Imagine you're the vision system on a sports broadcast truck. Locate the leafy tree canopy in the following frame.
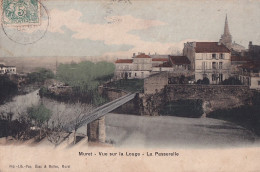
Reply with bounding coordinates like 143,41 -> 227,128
27,104 -> 52,124
222,77 -> 242,85
56,61 -> 115,91
27,68 -> 54,83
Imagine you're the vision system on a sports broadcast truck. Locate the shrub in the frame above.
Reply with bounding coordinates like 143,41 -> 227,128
197,77 -> 209,85
222,77 -> 242,85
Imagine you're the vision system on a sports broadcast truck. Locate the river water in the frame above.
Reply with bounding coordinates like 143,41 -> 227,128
0,90 -> 41,119
1,91 -> 259,148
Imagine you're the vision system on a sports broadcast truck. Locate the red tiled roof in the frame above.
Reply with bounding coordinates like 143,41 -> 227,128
231,56 -> 249,62
134,54 -> 151,58
195,42 -> 230,53
115,59 -> 133,63
152,58 -> 168,62
169,56 -> 190,65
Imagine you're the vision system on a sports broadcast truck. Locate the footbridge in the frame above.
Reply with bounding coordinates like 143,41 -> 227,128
64,92 -> 137,142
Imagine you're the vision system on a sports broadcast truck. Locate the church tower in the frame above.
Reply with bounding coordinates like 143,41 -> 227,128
219,15 -> 232,49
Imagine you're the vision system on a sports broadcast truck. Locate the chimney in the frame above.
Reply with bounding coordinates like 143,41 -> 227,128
249,41 -> 252,49
133,53 -> 135,57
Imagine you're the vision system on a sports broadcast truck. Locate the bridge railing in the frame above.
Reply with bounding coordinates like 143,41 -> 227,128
64,92 -> 137,132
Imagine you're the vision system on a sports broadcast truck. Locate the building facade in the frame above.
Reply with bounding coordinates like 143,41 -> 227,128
183,42 -> 231,84
239,62 -> 260,90
115,53 -> 152,79
115,53 -> 192,79
0,64 -> 17,75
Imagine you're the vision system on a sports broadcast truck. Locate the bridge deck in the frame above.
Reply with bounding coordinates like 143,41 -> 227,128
64,92 -> 137,133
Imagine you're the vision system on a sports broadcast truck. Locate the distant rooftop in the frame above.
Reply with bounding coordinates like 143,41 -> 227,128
158,61 -> 172,68
134,53 -> 151,58
150,54 -> 169,59
195,42 -> 230,53
115,59 -> 133,63
169,56 -> 190,65
152,58 -> 168,62
0,64 -> 16,68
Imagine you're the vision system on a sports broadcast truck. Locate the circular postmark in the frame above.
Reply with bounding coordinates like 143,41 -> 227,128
1,0 -> 49,45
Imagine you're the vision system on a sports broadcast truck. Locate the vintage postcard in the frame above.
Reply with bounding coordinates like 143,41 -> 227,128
0,0 -> 260,171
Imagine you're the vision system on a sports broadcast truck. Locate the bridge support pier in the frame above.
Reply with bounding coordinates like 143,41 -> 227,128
87,116 -> 106,143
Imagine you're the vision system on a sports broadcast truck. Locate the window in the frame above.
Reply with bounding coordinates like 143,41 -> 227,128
220,53 -> 224,59
202,62 -> 206,70
135,73 -> 137,77
219,74 -> 223,82
258,81 -> 260,85
129,73 -> 131,77
219,62 -> 223,69
212,54 -> 216,59
212,62 -> 217,69
212,74 -> 216,81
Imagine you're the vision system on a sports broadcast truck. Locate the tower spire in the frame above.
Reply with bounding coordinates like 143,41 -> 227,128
224,14 -> 230,35
219,14 -> 232,49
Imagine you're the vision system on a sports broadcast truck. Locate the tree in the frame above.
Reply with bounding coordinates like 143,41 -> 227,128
27,104 -> 52,139
42,98 -> 72,147
66,102 -> 93,144
222,77 -> 242,85
0,75 -> 18,104
202,77 -> 210,85
56,61 -> 115,92
0,93 -> 40,140
27,68 -> 54,84
197,77 -> 210,85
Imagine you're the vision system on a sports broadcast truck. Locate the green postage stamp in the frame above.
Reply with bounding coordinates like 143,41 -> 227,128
2,0 -> 40,26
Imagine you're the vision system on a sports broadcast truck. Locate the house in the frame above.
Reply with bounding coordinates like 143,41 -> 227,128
239,62 -> 260,90
0,64 -> 17,74
183,42 -> 231,84
114,53 -> 153,79
114,59 -> 134,79
115,52 -> 194,79
152,55 -> 191,74
168,56 -> 190,71
247,41 -> 260,61
151,58 -> 168,67
231,55 -> 249,77
152,61 -> 174,72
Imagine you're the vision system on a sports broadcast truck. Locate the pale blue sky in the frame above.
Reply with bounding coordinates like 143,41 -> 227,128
0,0 -> 259,58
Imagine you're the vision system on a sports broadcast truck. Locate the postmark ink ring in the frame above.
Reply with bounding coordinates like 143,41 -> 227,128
1,0 -> 49,45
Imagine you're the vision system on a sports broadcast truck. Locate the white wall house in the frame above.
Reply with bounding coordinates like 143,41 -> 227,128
239,62 -> 260,90
114,59 -> 134,79
132,53 -> 152,78
0,64 -> 17,74
183,42 -> 231,84
115,53 -> 153,79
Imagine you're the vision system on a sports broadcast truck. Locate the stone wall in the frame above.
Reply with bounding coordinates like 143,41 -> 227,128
141,84 -> 252,116
144,72 -> 194,95
144,72 -> 168,95
165,84 -> 251,110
